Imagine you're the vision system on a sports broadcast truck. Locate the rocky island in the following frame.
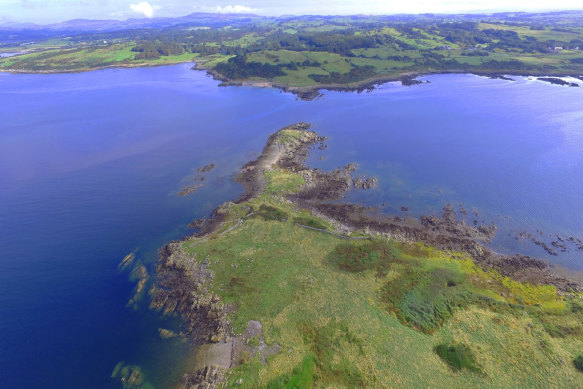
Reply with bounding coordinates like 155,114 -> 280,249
147,124 -> 583,388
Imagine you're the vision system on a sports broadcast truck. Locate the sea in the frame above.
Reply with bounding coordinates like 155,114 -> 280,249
0,63 -> 582,388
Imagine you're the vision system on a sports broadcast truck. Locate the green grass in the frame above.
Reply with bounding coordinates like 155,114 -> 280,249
274,66 -> 329,87
296,320 -> 364,386
478,22 -> 583,42
182,188 -> 583,387
267,354 -> 315,388
246,50 -> 360,87
277,129 -> 304,144
221,33 -> 263,48
140,51 -> 196,65
196,54 -> 233,68
0,43 -> 197,72
264,167 -> 306,195
248,50 -> 308,65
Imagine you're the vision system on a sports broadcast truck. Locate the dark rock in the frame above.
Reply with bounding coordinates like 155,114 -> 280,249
478,224 -> 497,237
184,365 -> 225,389
400,75 -> 428,86
188,219 -> 206,229
484,74 -> 515,81
151,243 -> 232,343
353,176 -> 378,190
538,77 -> 580,87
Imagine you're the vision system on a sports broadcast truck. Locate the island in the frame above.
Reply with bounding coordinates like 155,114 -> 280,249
140,123 -> 583,388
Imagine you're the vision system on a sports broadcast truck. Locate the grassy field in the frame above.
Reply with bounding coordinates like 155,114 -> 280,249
178,138 -> 583,388
478,22 -> 583,42
0,43 -> 199,72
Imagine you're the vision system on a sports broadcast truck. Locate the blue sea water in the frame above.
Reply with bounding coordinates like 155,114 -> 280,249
0,64 -> 582,388
0,52 -> 26,58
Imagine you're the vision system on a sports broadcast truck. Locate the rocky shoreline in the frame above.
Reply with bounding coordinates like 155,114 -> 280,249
151,123 -> 582,388
4,59 -> 581,99
199,63 -> 583,100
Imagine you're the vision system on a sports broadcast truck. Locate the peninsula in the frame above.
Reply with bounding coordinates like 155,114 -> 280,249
143,123 -> 583,388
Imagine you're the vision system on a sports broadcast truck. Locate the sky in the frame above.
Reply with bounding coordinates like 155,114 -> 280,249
0,0 -> 582,24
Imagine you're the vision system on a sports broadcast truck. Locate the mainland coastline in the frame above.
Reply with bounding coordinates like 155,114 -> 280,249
2,52 -> 582,101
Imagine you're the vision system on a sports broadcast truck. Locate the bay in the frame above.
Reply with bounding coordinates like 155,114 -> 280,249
0,64 -> 581,388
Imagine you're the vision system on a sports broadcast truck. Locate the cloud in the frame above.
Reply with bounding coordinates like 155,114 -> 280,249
20,0 -> 38,9
130,2 -> 154,18
215,5 -> 258,14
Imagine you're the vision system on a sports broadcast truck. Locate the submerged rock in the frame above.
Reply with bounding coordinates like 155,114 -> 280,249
197,163 -> 215,173
128,265 -> 148,308
118,253 -> 136,272
353,176 -> 378,190
111,362 -> 149,389
158,328 -> 179,339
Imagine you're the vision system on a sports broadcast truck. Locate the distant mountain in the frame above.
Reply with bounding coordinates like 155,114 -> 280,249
3,9 -> 583,35
0,21 -> 40,29
0,12 -> 261,32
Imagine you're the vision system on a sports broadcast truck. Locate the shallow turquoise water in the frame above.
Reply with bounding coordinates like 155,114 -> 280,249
0,64 -> 582,388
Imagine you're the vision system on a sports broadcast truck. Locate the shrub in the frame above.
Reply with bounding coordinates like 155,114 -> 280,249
574,354 -> 583,373
383,267 -> 473,332
334,244 -> 381,272
256,205 -> 288,221
293,216 -> 328,230
435,343 -> 480,373
543,323 -> 566,338
331,241 -> 395,273
297,320 -> 364,387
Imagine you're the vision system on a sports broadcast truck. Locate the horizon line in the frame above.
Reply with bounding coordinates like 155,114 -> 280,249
2,8 -> 583,27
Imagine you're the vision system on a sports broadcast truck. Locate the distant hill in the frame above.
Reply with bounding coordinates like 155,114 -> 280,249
3,10 -> 583,33
0,12 -> 261,33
